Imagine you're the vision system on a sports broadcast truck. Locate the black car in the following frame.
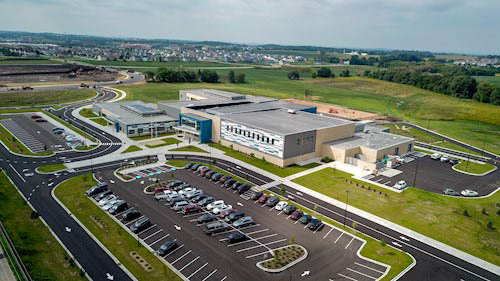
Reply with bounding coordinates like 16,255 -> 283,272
121,209 -> 140,222
224,179 -> 236,188
174,183 -> 190,192
237,184 -> 251,194
167,180 -> 183,188
449,158 -> 459,165
299,214 -> 312,224
197,213 -> 217,224
251,192 -> 263,201
85,182 -> 108,196
109,201 -> 128,215
265,197 -> 279,207
224,211 -> 245,223
192,194 -> 207,203
230,181 -> 243,190
190,163 -> 201,171
130,217 -> 151,233
157,240 -> 178,256
184,163 -> 194,169
94,190 -> 112,201
198,196 -> 215,207
227,232 -> 249,244
283,205 -> 297,215
205,171 -> 216,179
211,173 -> 223,182
308,219 -> 324,231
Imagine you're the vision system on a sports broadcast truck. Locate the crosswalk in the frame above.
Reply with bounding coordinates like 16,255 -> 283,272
100,143 -> 122,146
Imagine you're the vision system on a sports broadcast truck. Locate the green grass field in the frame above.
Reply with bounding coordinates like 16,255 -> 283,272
0,89 -> 95,107
145,137 -> 181,148
473,75 -> 500,86
90,117 -> 111,126
292,168 -> 500,265
454,161 -> 496,175
117,70 -> 500,155
79,108 -> 98,118
165,160 -> 189,168
0,172 -> 87,281
121,145 -> 143,154
71,58 -> 234,68
54,174 -> 182,281
37,164 -> 66,173
169,145 -> 207,153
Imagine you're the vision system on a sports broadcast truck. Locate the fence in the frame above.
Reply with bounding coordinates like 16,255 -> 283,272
0,221 -> 32,281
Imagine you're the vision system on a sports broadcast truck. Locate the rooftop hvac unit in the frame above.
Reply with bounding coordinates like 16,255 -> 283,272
287,109 -> 296,114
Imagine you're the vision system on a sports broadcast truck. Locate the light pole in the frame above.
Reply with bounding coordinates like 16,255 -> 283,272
413,157 -> 419,187
343,190 -> 349,227
481,136 -> 487,158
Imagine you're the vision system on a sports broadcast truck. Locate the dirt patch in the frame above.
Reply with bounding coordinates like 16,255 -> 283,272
284,98 -> 384,120
142,139 -> 164,146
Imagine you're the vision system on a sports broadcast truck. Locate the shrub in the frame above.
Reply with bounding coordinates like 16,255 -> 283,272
487,221 -> 495,230
481,208 -> 488,215
463,209 -> 470,217
321,157 -> 333,163
380,238 -> 386,246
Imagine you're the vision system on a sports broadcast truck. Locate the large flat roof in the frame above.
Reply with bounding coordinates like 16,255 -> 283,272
326,131 -> 413,150
95,101 -> 177,125
222,109 -> 353,135
205,100 -> 314,115
181,89 -> 246,100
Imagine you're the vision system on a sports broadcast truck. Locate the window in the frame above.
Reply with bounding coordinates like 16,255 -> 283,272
297,138 -> 301,145
408,143 -> 412,152
271,139 -> 275,145
267,137 -> 270,143
138,129 -> 143,134
128,130 -> 135,135
226,125 -> 229,131
395,147 -> 399,155
257,135 -> 260,141
252,132 -> 255,139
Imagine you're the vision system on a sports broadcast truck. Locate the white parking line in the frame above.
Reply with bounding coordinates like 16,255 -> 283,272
143,229 -> 163,241
189,218 -> 199,222
187,262 -> 208,279
164,244 -> 183,257
183,213 -> 203,218
227,234 -> 278,247
303,224 -> 309,229
285,215 -> 291,220
323,227 -> 334,239
245,228 -> 269,236
148,234 -> 170,247
245,250 -> 270,259
334,232 -> 344,244
124,215 -> 145,226
220,276 -> 227,281
114,208 -> 133,217
277,210 -> 283,215
136,224 -> 157,235
346,268 -> 377,280
211,224 -> 261,236
171,250 -> 192,265
202,269 -> 217,281
383,181 -> 391,185
179,256 -> 199,271
345,237 -> 355,249
338,273 -> 358,281
354,262 -> 385,274
236,239 -> 287,253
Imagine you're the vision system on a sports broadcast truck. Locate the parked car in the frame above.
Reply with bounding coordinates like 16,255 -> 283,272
184,163 -> 194,169
196,165 -> 207,173
102,199 -> 122,211
167,193 -> 184,202
251,192 -> 263,201
190,164 -> 201,171
198,197 -> 215,207
191,194 -> 207,203
443,188 -> 459,196
205,171 -> 216,179
181,205 -> 202,215
167,180 -> 183,189
173,183 -> 190,192
219,209 -> 236,219
290,210 -> 303,220
186,189 -> 203,200
154,186 -> 169,194
109,201 -> 128,214
178,187 -> 196,196
94,190 -> 112,201
283,205 -> 297,215
170,197 -> 187,207
461,189 -> 478,197
218,175 -> 231,184
197,213 -> 217,224
449,158 -> 459,165
172,200 -> 190,212
98,194 -> 117,206
227,232 -> 249,244
121,209 -> 140,222
54,130 -> 63,135
213,204 -> 232,215
224,179 -> 236,188
224,211 -> 245,223
258,194 -> 270,204
299,214 -> 312,224
52,127 -> 64,132
130,217 -> 151,233
211,173 -> 224,182
155,190 -> 177,201
237,184 -> 252,194
232,216 -> 254,228
207,200 -> 225,211
308,219 -> 324,231
157,240 -> 178,256
275,201 -> 288,211
440,155 -> 449,162
31,115 -> 42,119
204,222 -> 230,235
199,168 -> 210,176
393,180 -> 408,190
230,181 -> 243,190
265,197 -> 279,207
85,182 -> 108,196
431,153 -> 442,160
35,119 -> 48,123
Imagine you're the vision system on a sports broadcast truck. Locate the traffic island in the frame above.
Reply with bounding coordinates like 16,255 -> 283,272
257,245 -> 308,273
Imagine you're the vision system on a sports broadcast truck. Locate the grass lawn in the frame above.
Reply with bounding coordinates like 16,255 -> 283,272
0,123 -> 53,156
79,108 -> 98,118
43,110 -> 97,142
130,131 -> 175,141
165,160 -> 189,168
90,117 -> 111,126
292,167 -> 500,265
75,145 -> 97,151
145,138 -> 181,148
0,172 -> 87,281
37,164 -> 66,173
0,90 -> 95,107
169,145 -> 207,153
122,145 -> 143,154
54,174 -> 182,281
209,143 -> 320,177
453,161 -> 496,175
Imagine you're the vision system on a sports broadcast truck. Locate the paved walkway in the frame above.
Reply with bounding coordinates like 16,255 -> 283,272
0,244 -> 17,281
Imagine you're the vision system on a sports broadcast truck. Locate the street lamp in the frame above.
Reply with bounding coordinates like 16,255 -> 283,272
413,157 -> 419,187
343,190 -> 349,227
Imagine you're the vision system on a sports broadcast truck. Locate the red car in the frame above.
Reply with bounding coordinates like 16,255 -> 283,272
199,168 -> 211,177
257,194 -> 270,204
218,175 -> 231,184
31,115 -> 42,119
290,210 -> 303,220
182,205 -> 202,215
219,209 -> 236,219
35,119 -> 47,123
154,187 -> 169,194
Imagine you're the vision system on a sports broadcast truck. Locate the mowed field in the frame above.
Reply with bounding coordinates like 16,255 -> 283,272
473,75 -> 500,86
117,67 -> 500,155
0,89 -> 95,107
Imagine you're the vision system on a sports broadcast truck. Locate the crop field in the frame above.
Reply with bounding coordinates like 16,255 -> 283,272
118,67 -> 500,155
473,75 -> 500,86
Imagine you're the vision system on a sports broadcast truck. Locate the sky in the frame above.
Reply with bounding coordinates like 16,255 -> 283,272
0,0 -> 499,54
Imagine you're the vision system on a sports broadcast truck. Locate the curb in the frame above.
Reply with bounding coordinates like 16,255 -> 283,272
35,166 -> 67,175
256,244 -> 308,273
451,163 -> 497,176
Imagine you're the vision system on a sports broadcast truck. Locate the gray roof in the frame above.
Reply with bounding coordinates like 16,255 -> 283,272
95,101 -> 177,125
326,131 -> 413,150
222,109 -> 353,135
180,113 -> 210,121
181,89 -> 246,100
205,100 -> 314,115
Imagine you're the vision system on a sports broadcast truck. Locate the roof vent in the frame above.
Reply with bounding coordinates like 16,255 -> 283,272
287,109 -> 296,114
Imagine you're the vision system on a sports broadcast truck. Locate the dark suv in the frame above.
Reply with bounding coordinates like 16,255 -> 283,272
85,182 -> 108,196
130,217 -> 151,233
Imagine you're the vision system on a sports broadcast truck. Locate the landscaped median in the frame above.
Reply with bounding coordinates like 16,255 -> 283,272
54,174 -> 183,281
122,145 -> 143,154
169,145 -> 207,153
452,160 -> 497,175
36,164 -> 66,173
291,167 -> 500,266
145,138 -> 181,148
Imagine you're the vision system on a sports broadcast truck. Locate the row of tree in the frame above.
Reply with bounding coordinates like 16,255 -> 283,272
148,68 -> 220,83
364,69 -> 500,105
287,67 -> 351,80
227,70 -> 246,83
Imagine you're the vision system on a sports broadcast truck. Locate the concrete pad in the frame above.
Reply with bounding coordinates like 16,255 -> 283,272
378,168 -> 402,177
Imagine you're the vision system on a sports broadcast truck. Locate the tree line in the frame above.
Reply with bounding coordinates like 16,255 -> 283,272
145,68 -> 246,84
364,68 -> 500,105
288,67 -> 350,79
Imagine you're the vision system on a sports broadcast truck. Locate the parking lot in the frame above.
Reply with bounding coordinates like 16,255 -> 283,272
0,113 -> 69,153
91,165 -> 389,281
367,154 -> 500,196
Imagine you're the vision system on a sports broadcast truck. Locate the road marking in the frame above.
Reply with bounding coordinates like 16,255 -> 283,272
114,208 -> 133,217
9,164 -> 26,183
220,276 -> 227,281
227,234 -> 278,247
285,215 -> 291,220
236,239 -> 287,253
189,218 -> 198,222
245,228 -> 269,236
334,232 -> 344,244
245,250 -> 271,259
163,244 -> 183,257
345,237 -> 355,249
277,210 -> 283,215
171,250 -> 192,265
346,268 -> 377,280
124,215 -> 145,226
202,269 -> 217,281
400,236 -> 410,242
142,229 -> 163,241
392,241 -> 402,248
354,262 -> 385,274
187,262 -> 208,279
211,224 -> 261,236
179,256 -> 199,271
148,234 -> 170,246
303,223 -> 309,229
338,273 -> 358,281
136,224 -> 157,235
383,181 -> 391,185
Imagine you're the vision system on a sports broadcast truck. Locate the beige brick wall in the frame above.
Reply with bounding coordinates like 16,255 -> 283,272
315,124 -> 355,157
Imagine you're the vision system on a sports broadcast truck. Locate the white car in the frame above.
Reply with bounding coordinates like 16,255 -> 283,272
155,190 -> 177,201
393,180 -> 408,190
440,155 -> 449,162
275,201 -> 288,211
207,200 -> 225,211
213,204 -> 232,215
24,172 -> 34,177
99,195 -> 117,206
461,189 -> 478,197
102,199 -> 121,211
178,187 -> 196,196
430,153 -> 442,160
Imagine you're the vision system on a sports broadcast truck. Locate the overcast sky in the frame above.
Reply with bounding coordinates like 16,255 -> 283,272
0,0 -> 498,54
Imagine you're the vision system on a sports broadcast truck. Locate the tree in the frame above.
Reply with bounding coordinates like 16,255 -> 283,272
339,69 -> 350,77
473,82 -> 494,103
236,72 -> 246,83
228,70 -> 236,83
144,70 -> 155,81
317,67 -> 332,78
380,238 -> 386,246
463,209 -> 470,217
487,221 -> 495,230
311,72 -> 317,78
304,89 -> 310,99
200,70 -> 219,83
287,70 -> 300,80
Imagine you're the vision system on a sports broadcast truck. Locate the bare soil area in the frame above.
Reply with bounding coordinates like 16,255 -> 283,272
284,98 -> 384,120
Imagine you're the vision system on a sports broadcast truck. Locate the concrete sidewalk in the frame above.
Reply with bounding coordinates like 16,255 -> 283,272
0,244 -> 17,281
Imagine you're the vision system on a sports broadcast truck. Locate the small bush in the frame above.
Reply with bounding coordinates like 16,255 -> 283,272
381,238 -> 386,246
463,209 -> 470,217
481,208 -> 488,215
487,221 -> 495,230
321,157 -> 333,163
